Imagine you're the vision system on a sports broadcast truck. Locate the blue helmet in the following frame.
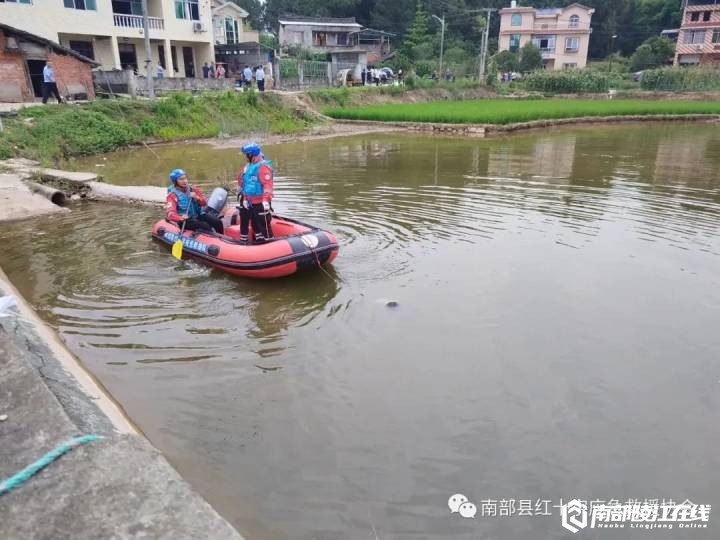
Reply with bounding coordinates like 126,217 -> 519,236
241,142 -> 261,158
169,168 -> 186,183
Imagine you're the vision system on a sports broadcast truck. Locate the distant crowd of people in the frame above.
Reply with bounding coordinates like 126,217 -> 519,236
201,62 -> 266,91
202,62 -> 227,79
360,66 -> 403,86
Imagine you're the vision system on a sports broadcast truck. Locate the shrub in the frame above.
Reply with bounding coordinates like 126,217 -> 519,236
0,91 -> 313,162
519,42 -> 543,73
523,70 -> 615,93
629,37 -> 675,72
307,87 -> 352,107
640,67 -> 720,91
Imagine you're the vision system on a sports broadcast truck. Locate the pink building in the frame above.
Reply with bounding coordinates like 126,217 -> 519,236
674,0 -> 720,66
498,2 -> 595,70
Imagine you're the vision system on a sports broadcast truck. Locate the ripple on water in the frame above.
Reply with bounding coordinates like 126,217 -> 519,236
3,126 -> 720,540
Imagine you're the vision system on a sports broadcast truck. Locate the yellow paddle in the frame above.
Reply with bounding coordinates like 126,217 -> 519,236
172,184 -> 197,261
172,218 -> 188,260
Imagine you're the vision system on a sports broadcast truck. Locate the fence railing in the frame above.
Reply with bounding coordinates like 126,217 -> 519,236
113,14 -> 165,30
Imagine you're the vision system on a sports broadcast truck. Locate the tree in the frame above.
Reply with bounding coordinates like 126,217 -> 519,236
493,50 -> 519,74
401,4 -> 433,61
629,36 -> 675,71
230,0 -> 264,31
369,0 -> 415,36
259,33 -> 279,51
519,42 -> 543,72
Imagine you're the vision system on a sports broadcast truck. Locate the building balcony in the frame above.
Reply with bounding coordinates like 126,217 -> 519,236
113,14 -> 165,31
533,22 -> 590,32
540,48 -> 556,58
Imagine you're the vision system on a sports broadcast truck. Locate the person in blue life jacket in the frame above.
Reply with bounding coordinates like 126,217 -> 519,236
236,143 -> 274,244
166,169 -> 224,234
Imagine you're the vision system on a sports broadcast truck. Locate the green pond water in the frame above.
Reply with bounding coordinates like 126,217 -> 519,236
2,124 -> 720,539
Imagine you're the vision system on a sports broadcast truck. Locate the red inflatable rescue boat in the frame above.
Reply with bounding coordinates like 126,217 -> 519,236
151,214 -> 339,279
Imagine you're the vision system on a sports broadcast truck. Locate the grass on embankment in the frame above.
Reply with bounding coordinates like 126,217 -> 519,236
306,80 -> 493,108
324,99 -> 720,125
0,91 -> 314,163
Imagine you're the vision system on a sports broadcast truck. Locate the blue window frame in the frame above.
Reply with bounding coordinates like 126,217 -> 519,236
64,0 -> 97,10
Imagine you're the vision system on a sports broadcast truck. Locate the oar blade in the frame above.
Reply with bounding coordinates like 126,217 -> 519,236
171,239 -> 184,260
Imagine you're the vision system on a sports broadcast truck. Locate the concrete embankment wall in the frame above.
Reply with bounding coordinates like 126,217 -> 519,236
0,268 -> 245,539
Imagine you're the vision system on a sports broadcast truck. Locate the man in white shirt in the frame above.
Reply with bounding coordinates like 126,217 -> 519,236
242,65 -> 253,90
255,65 -> 265,92
42,61 -> 62,104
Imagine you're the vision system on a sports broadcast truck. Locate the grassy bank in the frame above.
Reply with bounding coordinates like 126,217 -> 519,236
324,98 -> 720,125
0,91 -> 314,163
306,80 -> 492,108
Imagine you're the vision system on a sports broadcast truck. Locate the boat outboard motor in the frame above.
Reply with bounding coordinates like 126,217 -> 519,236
204,187 -> 228,217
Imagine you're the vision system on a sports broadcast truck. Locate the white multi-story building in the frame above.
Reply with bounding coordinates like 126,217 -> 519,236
0,0 -> 219,77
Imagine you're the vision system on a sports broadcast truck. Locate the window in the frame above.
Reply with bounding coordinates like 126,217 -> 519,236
569,15 -> 580,28
509,34 -> 520,53
511,14 -> 522,27
64,0 -> 96,10
563,63 -> 578,69
112,0 -> 142,15
225,17 -> 239,44
684,30 -> 706,44
312,31 -> 327,46
713,29 -> 720,43
532,34 -> 556,52
690,12 -> 700,22
68,40 -> 94,59
703,11 -> 711,22
175,0 -> 199,20
565,37 -> 579,52
158,44 -> 166,69
336,32 -> 348,45
118,43 -> 137,71
0,0 -> 33,4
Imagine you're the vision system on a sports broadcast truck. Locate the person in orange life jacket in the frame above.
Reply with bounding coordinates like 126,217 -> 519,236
166,169 -> 224,234
237,142 -> 273,244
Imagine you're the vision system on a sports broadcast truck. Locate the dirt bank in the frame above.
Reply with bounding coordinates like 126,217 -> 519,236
207,120 -> 405,149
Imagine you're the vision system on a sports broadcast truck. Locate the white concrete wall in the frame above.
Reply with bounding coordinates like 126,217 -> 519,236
1,0 -> 214,74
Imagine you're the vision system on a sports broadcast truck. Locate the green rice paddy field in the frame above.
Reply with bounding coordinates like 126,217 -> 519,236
324,99 -> 720,125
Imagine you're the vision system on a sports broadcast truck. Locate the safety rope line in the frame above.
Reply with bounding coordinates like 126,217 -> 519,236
0,435 -> 102,497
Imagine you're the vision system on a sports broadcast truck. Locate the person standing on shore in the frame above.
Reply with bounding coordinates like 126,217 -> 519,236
216,63 -> 226,79
237,143 -> 273,244
255,65 -> 265,91
243,65 -> 253,90
42,61 -> 62,104
202,62 -> 210,78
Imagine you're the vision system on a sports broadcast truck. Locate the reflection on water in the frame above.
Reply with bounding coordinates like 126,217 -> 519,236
4,124 -> 720,540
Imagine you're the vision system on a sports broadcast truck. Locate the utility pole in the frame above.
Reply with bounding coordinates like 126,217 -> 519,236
141,0 -> 155,99
608,34 -> 618,73
478,8 -> 496,80
432,13 -> 446,78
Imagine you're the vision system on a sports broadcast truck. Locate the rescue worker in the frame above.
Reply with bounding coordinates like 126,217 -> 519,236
166,169 -> 224,234
237,143 -> 273,244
